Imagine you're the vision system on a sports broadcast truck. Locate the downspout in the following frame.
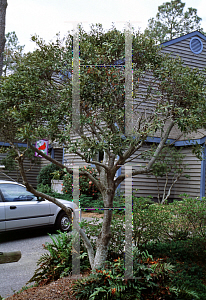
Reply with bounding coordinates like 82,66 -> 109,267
115,155 -> 121,195
51,148 -> 54,160
200,143 -> 206,200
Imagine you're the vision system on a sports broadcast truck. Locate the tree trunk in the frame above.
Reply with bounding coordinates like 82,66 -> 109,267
92,169 -> 115,269
0,0 -> 7,77
93,208 -> 113,269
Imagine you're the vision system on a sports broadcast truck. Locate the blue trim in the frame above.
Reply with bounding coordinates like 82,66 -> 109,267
145,136 -> 206,147
116,155 -> 121,194
145,137 -> 163,143
51,148 -> 55,159
200,144 -> 206,199
174,137 -> 206,146
161,31 -> 206,47
62,147 -> 64,165
90,157 -> 95,168
0,142 -> 29,147
0,142 -> 53,149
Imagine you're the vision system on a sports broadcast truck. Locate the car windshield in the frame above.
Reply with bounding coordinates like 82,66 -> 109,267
0,183 -> 38,202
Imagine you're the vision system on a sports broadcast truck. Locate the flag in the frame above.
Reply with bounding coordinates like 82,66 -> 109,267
35,140 -> 49,158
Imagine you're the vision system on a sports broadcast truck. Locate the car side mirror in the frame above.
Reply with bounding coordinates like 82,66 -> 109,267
37,197 -> 45,201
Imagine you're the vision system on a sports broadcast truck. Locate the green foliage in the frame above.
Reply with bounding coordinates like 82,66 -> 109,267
0,146 -> 40,174
80,215 -> 125,257
133,197 -> 172,247
36,183 -> 103,208
143,238 -> 206,299
72,248 -> 193,300
27,202 -> 206,298
0,147 -> 18,172
16,284 -> 38,294
28,231 -> 90,285
171,197 -> 206,238
144,0 -> 204,44
80,194 -> 103,210
36,183 -> 53,194
141,144 -> 190,203
192,142 -> 204,160
0,24 -> 205,159
132,196 -> 206,247
37,163 -> 64,187
63,166 -> 100,199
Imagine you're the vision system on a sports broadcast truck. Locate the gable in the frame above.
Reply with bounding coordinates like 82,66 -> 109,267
160,31 -> 206,70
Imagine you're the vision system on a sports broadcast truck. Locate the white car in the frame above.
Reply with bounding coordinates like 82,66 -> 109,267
0,181 -> 81,232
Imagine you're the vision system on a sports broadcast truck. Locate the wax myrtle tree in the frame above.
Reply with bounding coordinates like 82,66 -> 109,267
0,24 -> 206,269
144,0 -> 204,44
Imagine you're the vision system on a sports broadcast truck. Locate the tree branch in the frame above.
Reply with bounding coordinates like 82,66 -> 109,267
142,120 -> 175,172
29,142 -> 102,191
15,149 -> 95,269
29,142 -> 73,174
115,120 -> 175,189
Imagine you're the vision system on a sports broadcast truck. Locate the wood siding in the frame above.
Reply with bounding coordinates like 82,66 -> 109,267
0,153 -> 42,188
120,145 -> 201,200
160,35 -> 206,140
0,148 -> 63,188
161,36 -> 206,71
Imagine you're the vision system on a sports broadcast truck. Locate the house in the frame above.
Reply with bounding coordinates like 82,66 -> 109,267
0,142 -> 63,188
63,30 -> 206,200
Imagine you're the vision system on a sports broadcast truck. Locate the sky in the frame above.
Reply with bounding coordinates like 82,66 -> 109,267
5,0 -> 206,53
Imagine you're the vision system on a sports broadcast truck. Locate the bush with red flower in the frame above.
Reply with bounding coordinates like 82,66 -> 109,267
62,166 -> 100,199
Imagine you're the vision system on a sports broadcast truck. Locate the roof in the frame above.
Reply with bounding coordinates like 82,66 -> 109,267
161,31 -> 206,47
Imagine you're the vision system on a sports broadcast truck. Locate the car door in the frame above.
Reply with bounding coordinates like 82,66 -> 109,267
0,183 -> 52,230
0,192 -> 5,231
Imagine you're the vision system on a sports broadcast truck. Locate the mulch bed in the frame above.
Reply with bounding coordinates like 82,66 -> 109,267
5,272 -> 91,300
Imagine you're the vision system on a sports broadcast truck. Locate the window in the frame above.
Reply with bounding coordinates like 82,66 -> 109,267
0,183 -> 38,202
190,37 -> 203,54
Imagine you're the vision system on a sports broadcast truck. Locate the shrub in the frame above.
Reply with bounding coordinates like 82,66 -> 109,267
36,183 -> 53,194
133,197 -> 173,247
37,163 -> 65,187
171,197 -> 206,238
36,185 -> 103,210
63,166 -> 100,199
28,231 -> 90,285
80,215 -> 125,258
132,196 -> 206,247
143,238 -> 206,299
72,248 -> 196,300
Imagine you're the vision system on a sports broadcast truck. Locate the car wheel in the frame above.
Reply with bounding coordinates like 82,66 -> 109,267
55,211 -> 72,232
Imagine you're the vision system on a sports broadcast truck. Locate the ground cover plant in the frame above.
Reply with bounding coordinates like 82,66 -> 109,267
142,238 -> 206,299
26,195 -> 206,299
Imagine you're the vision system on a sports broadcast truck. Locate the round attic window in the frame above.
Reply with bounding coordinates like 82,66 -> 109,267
190,37 -> 203,54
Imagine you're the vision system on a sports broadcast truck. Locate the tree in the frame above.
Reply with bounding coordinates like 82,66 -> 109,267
0,0 -> 7,77
0,24 -> 205,270
144,0 -> 204,44
142,143 -> 190,204
3,31 -> 25,76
